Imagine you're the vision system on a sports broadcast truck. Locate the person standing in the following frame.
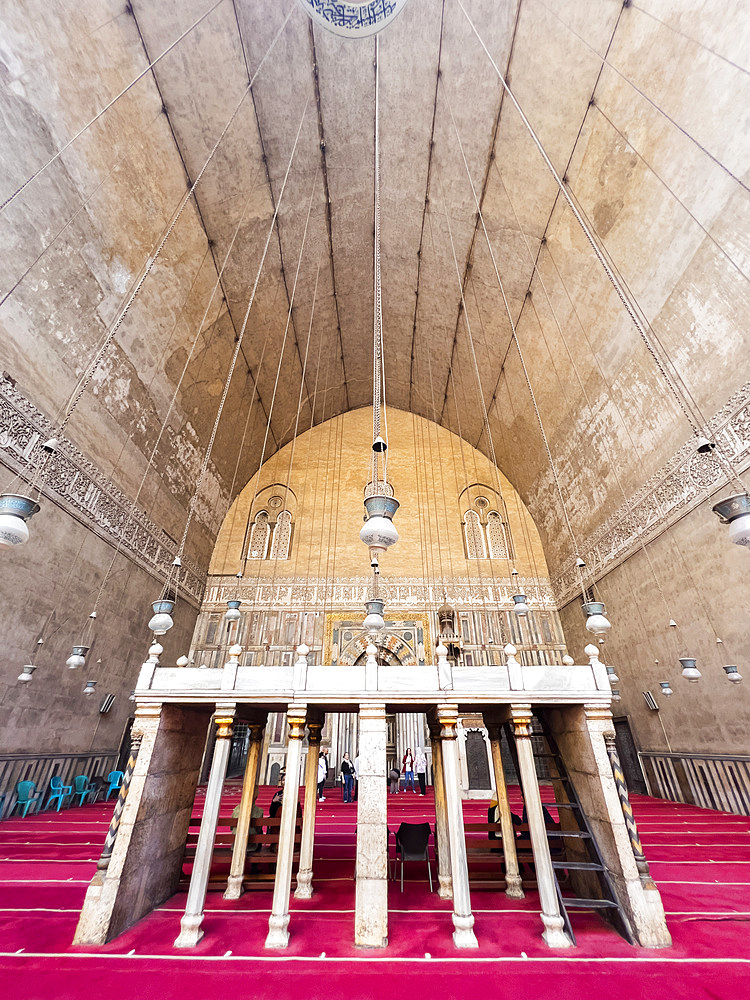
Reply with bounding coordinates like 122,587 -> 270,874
414,747 -> 428,795
402,747 -> 415,792
317,748 -> 328,801
341,752 -> 355,803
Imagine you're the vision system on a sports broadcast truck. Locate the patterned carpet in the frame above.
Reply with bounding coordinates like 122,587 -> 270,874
0,781 -> 748,998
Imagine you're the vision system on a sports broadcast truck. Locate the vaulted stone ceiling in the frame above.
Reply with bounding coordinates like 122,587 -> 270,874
1,0 -> 748,581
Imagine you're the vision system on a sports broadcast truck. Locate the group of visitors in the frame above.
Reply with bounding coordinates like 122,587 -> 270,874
317,747 -> 359,803
389,746 -> 428,794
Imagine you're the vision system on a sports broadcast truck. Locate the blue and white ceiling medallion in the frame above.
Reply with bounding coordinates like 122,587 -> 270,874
297,0 -> 410,38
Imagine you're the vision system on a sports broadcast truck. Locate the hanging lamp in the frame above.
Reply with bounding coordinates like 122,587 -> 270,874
359,34 -> 398,643
0,494 -> 41,549
582,601 -> 612,637
363,597 -> 385,632
224,600 -> 242,623
148,599 -> 175,635
679,657 -> 701,682
66,610 -> 97,669
659,681 -> 674,697
512,593 -> 529,617
723,664 -> 743,684
712,494 -> 750,548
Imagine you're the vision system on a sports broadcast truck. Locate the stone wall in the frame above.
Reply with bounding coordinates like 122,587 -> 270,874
559,482 -> 750,757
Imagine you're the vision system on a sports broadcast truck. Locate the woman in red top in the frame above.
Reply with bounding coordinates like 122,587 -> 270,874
402,748 -> 415,792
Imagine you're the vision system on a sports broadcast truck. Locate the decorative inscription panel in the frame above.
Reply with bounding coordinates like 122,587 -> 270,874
203,574 -> 557,611
551,381 -> 750,605
297,0 -> 409,37
0,375 -> 204,606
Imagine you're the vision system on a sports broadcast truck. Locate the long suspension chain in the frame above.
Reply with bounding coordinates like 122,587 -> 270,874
456,0 -> 745,495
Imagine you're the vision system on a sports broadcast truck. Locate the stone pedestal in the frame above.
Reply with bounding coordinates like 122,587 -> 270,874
354,703 -> 388,948
295,716 -> 323,899
265,703 -> 307,949
485,715 -> 524,899
175,705 -> 236,947
438,704 -> 478,949
74,703 -> 210,945
224,718 -> 266,900
511,704 -> 572,949
428,718 -> 452,900
547,704 -> 672,948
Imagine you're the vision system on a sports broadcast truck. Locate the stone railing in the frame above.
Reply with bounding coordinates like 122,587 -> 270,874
135,647 -> 611,709
639,751 -> 750,817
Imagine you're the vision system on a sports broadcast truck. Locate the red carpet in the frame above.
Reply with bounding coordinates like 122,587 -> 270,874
0,784 -> 748,999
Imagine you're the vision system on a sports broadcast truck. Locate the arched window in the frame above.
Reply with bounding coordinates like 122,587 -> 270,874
247,511 -> 270,559
464,509 -> 486,559
270,510 -> 292,560
486,511 -> 508,559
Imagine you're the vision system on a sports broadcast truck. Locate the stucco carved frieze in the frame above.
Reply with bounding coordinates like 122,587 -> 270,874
203,574 -> 557,611
0,375 -> 204,606
552,381 -> 750,606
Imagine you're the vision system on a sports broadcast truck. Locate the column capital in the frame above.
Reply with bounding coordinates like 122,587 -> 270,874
245,721 -> 265,743
287,703 -> 307,740
437,703 -> 459,740
133,703 -> 161,729
484,721 -> 503,743
359,702 -> 386,722
428,719 -> 442,742
307,720 -> 323,745
214,711 -> 235,740
510,703 -> 533,737
584,703 -> 614,725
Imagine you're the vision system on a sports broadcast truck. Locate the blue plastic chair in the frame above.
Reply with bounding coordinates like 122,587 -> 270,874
105,771 -> 124,801
44,775 -> 72,811
11,781 -> 42,817
73,775 -> 96,807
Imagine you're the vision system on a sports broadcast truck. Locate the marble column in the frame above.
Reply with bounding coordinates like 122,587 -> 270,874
265,703 -> 307,949
175,704 -> 236,947
428,718 -> 452,900
224,718 -> 266,900
510,704 -> 572,948
294,715 -> 323,899
484,716 -> 524,899
354,703 -> 388,948
438,703 -> 478,948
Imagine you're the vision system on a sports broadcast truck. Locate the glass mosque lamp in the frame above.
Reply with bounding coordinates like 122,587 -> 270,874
0,494 -> 41,549
148,599 -> 175,635
712,494 -> 750,547
582,601 -> 612,637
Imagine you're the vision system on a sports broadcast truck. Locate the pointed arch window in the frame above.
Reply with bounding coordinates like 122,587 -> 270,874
464,509 -> 486,559
486,511 -> 508,559
247,511 -> 270,560
270,510 -> 293,560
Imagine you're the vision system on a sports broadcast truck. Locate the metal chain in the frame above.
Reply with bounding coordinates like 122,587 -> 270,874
456,0 -> 745,495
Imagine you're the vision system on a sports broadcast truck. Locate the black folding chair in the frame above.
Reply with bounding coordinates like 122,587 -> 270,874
392,821 -> 433,892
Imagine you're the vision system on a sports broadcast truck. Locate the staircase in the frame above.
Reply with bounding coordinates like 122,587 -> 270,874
505,716 -> 636,945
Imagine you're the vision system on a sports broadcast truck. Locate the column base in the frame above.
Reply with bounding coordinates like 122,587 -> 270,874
541,911 -> 573,949
505,874 -> 525,900
438,874 -> 453,900
174,913 -> 205,948
294,869 -> 313,900
265,913 -> 290,949
452,912 -> 479,949
223,874 -> 244,901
